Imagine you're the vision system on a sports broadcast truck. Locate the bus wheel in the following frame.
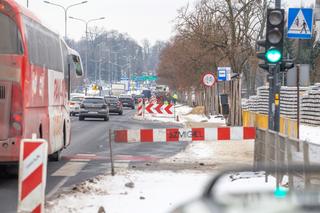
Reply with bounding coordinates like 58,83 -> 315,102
49,150 -> 61,162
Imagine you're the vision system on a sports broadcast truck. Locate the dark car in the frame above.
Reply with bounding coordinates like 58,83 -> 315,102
141,90 -> 152,99
79,97 -> 109,121
105,96 -> 123,115
133,94 -> 144,104
119,95 -> 135,109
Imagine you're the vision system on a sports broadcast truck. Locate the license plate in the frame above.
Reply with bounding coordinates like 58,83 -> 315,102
88,111 -> 98,114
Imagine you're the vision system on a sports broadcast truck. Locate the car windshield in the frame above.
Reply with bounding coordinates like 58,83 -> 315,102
71,97 -> 83,102
7,1 -> 320,213
105,97 -> 118,103
83,98 -> 104,104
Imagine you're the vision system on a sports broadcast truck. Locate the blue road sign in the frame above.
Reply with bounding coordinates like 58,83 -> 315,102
288,8 -> 313,39
217,67 -> 231,81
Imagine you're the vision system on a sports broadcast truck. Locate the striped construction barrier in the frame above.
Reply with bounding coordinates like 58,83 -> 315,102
18,137 -> 48,213
114,127 -> 256,143
137,98 -> 143,116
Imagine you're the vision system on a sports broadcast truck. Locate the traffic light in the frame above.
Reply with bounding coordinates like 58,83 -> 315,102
265,9 -> 285,63
280,59 -> 295,71
256,39 -> 269,71
256,9 -> 285,70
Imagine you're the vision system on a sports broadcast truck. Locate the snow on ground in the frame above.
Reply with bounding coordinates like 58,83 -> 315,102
134,104 -> 226,126
47,136 -> 254,213
47,170 -> 212,213
300,124 -> 320,145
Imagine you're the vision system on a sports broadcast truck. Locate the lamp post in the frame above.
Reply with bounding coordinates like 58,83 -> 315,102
43,1 -> 88,38
69,16 -> 105,80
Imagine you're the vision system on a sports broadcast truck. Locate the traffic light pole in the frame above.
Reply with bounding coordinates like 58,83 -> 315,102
268,68 -> 274,130
268,63 -> 281,132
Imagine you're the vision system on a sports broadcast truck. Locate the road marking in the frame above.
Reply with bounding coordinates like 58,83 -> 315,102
76,153 -> 96,157
51,162 -> 87,177
70,158 -> 90,162
46,176 -> 69,199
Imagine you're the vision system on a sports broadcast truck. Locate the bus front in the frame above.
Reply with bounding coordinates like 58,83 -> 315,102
0,1 -> 25,162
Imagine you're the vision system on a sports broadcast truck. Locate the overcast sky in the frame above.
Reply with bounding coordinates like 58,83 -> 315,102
14,0 -> 317,45
15,0 -> 197,45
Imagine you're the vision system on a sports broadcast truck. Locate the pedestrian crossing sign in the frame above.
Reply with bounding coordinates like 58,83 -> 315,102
288,8 -> 313,39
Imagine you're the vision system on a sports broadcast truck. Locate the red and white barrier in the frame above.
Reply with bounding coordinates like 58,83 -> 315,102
18,136 -> 48,213
150,96 -> 157,104
114,127 -> 256,143
145,103 -> 174,115
137,98 -> 143,116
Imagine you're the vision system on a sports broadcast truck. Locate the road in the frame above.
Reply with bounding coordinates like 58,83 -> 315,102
0,109 -> 185,213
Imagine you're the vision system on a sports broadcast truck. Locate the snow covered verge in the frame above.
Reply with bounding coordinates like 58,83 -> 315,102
300,124 -> 320,145
134,104 -> 226,126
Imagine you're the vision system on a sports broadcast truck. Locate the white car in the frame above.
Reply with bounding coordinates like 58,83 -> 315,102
69,96 -> 84,116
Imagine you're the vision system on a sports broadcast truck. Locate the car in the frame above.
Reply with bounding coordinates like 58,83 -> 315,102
69,96 -> 84,116
172,165 -> 320,213
133,94 -> 144,104
79,97 -> 109,121
105,96 -> 123,115
118,95 -> 135,109
141,89 -> 152,99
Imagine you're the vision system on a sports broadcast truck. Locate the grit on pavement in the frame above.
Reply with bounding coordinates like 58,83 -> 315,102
0,108 -> 187,213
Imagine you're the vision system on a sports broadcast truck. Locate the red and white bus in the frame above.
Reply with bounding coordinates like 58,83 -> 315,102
0,0 -> 83,162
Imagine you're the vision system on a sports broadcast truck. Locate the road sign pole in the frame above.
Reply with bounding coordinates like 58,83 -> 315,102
296,38 -> 301,139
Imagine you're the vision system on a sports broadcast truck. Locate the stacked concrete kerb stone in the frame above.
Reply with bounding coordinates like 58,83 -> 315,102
280,86 -> 308,120
301,85 -> 320,126
242,84 -> 320,127
256,86 -> 269,114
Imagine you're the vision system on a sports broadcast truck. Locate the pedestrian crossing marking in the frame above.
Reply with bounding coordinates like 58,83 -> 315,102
288,9 -> 311,35
51,162 -> 87,177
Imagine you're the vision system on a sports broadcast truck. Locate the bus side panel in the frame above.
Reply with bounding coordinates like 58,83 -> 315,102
48,69 -> 69,154
23,64 -> 51,151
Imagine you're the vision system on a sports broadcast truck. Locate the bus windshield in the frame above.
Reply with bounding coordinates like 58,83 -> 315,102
0,12 -> 23,55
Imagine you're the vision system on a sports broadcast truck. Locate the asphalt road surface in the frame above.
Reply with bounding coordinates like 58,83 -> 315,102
0,108 -> 186,213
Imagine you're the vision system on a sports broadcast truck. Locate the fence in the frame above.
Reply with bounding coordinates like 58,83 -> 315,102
254,128 -> 320,190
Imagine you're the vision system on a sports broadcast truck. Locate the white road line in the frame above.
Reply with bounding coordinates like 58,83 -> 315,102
46,176 -> 69,199
51,162 -> 88,177
70,158 -> 91,162
76,153 -> 96,157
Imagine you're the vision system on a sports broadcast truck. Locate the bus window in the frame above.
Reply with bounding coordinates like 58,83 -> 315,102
72,55 -> 83,77
0,12 -> 23,54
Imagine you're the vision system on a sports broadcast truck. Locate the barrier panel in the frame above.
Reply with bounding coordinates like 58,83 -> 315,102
243,110 -> 297,138
137,98 -> 143,116
18,135 -> 48,213
114,127 -> 256,143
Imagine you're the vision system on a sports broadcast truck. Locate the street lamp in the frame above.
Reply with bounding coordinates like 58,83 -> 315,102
69,16 -> 105,80
43,1 -> 88,38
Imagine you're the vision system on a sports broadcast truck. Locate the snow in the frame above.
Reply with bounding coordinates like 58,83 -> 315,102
300,124 -> 320,145
47,171 -> 212,213
47,132 -> 254,213
134,104 -> 226,126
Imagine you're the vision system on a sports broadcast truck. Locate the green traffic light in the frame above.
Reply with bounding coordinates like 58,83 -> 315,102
266,48 -> 282,63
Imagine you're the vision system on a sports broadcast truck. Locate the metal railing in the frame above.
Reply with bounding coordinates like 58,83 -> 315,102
254,128 -> 320,190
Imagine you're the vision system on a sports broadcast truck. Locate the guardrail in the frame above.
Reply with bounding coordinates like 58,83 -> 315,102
254,128 -> 320,189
